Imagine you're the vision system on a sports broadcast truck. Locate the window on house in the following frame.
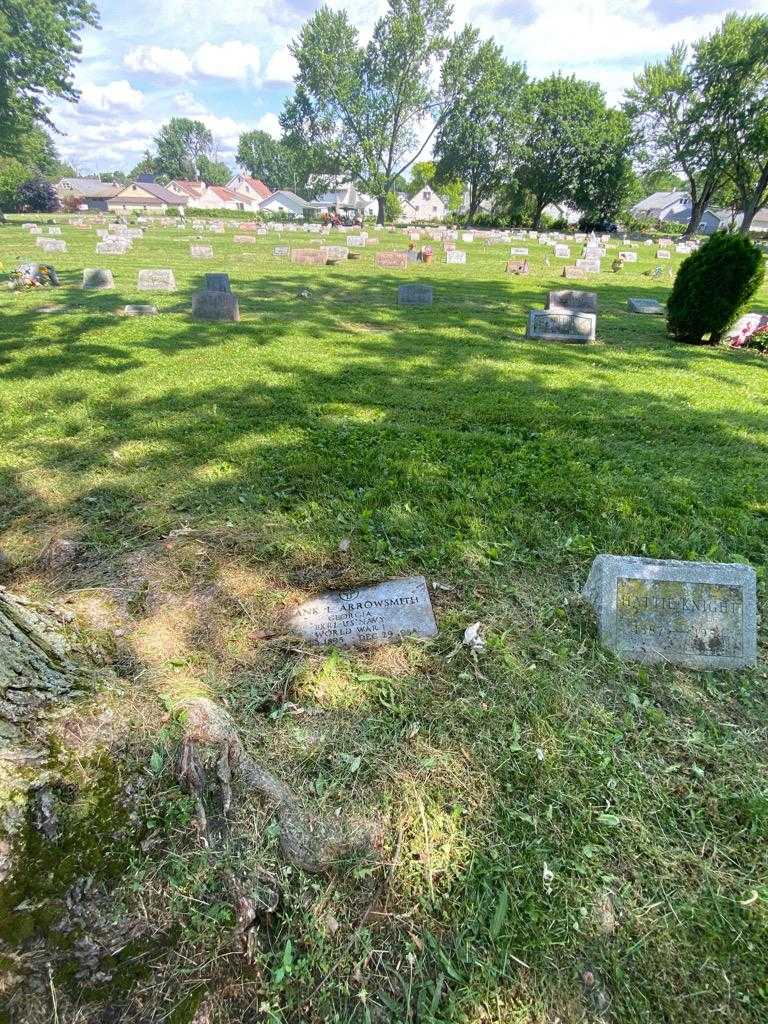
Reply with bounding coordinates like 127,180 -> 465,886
423,190 -> 431,200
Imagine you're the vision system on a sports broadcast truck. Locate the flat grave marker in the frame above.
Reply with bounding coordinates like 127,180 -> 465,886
123,304 -> 158,317
510,247 -> 529,256
506,259 -> 529,275
527,309 -> 596,343
292,248 -> 328,266
446,250 -> 467,264
582,554 -> 756,670
562,265 -> 587,280
656,249 -> 671,260
619,251 -> 638,263
376,251 -> 409,270
273,245 -> 290,258
628,297 -> 664,315
190,245 -> 214,258
554,244 -> 571,258
287,576 -> 437,648
398,284 -> 433,306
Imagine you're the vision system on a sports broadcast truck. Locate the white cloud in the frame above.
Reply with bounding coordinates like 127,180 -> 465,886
194,41 -> 261,81
257,112 -> 283,139
264,46 -> 299,86
174,92 -> 208,116
125,40 -> 261,83
78,79 -> 145,114
124,45 -> 194,78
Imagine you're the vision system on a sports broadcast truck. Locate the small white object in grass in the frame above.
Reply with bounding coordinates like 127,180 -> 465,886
339,537 -> 351,553
543,862 -> 554,894
463,622 -> 485,651
536,747 -> 545,762
432,580 -> 454,591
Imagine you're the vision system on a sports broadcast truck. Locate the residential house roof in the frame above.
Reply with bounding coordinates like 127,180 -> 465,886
630,191 -> 689,216
237,176 -> 271,199
55,177 -> 122,199
207,185 -> 251,204
168,180 -> 206,197
111,181 -> 188,205
260,190 -> 309,208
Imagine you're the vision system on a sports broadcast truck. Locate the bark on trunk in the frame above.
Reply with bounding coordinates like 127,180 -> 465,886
0,588 -> 92,747
682,197 -> 711,239
738,167 -> 768,235
377,196 -> 386,227
532,197 -> 546,231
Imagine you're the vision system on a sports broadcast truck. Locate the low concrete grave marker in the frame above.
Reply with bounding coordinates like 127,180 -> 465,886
510,247 -> 529,256
547,290 -> 598,314
398,284 -> 433,306
123,304 -> 158,316
82,268 -> 114,290
726,312 -> 768,346
96,238 -> 130,255
376,251 -> 409,270
234,235 -> 257,244
582,554 -> 756,669
203,273 -> 231,292
575,258 -> 601,273
527,309 -> 596,343
48,227 -> 61,235
619,251 -> 638,263
462,232 -> 474,243
190,245 -> 214,258
191,291 -> 240,321
562,265 -> 587,280
292,249 -> 327,266
554,244 -> 571,258
37,238 -> 66,253
656,249 -> 671,260
322,245 -> 349,262
273,245 -> 290,257
287,576 -> 437,648
628,297 -> 664,315
138,269 -> 176,292
506,259 -> 529,275
446,250 -> 467,265
658,237 -> 673,246
347,235 -> 365,247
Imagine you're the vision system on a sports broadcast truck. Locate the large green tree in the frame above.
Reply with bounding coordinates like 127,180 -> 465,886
152,118 -> 214,181
516,75 -> 630,229
434,34 -> 527,221
281,0 -> 462,225
625,45 -> 727,237
236,130 -> 293,189
693,13 -> 768,235
0,0 -> 99,156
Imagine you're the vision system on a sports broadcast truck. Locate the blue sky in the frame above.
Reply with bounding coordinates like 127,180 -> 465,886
53,0 -> 768,173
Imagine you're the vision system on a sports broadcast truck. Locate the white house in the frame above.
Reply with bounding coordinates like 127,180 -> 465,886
712,207 -> 768,233
407,187 -> 447,221
542,202 -> 582,226
259,190 -> 310,219
227,174 -> 272,202
167,181 -> 261,212
629,191 -> 721,234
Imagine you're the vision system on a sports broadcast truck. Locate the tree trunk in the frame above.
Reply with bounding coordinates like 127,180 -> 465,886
0,588 -> 93,749
738,164 -> 768,236
532,196 -> 546,231
377,196 -> 386,227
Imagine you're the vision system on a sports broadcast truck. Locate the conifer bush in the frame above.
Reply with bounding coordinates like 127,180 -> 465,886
666,232 -> 765,343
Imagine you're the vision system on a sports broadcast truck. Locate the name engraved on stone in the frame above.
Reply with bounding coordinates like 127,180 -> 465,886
376,251 -> 409,269
527,309 -> 596,342
398,284 -> 433,306
628,297 -> 664,315
547,290 -> 598,314
138,269 -> 176,292
203,273 -> 231,292
656,250 -> 671,260
287,576 -> 437,648
446,250 -> 466,264
554,244 -> 571,258
191,291 -> 240,321
273,245 -> 290,257
582,555 -> 756,669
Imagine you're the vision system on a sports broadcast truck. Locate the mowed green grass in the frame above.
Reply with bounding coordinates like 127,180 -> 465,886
1,217 -> 767,1023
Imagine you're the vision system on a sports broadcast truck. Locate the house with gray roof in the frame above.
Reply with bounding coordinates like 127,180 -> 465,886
259,190 -> 310,219
54,177 -> 122,210
629,190 -> 721,234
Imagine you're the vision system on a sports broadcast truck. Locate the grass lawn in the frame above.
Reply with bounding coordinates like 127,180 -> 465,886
0,217 -> 767,1023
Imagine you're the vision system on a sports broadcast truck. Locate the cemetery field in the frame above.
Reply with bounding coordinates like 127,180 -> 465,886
1,218 -> 768,1024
